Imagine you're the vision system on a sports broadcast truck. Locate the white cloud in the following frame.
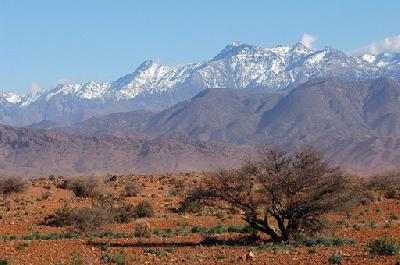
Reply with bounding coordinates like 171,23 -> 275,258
30,83 -> 42,93
301,34 -> 318,49
354,35 -> 400,55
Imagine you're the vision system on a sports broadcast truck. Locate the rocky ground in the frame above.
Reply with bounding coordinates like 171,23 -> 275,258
0,174 -> 399,264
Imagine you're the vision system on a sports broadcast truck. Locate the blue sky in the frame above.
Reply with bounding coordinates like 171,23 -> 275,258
1,0 -> 400,93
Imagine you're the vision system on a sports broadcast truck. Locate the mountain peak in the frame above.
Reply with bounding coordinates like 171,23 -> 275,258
231,41 -> 244,47
292,42 -> 310,50
136,60 -> 159,71
212,42 -> 255,60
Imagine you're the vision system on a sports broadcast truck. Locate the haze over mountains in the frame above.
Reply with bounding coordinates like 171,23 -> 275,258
54,78 -> 400,172
0,42 -> 400,176
1,42 -> 400,127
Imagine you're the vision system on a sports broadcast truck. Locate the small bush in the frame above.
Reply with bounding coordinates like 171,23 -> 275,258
390,213 -> 399,220
56,179 -> 69,189
15,242 -> 29,250
178,197 -> 204,214
207,224 -> 226,234
112,203 -> 136,224
384,187 -> 398,199
328,252 -> 342,264
71,252 -> 83,265
134,201 -> 155,218
71,207 -> 114,234
384,222 -> 392,228
66,177 -> 101,198
44,205 -> 74,227
360,190 -> 379,204
191,226 -> 208,234
134,221 -> 152,238
45,202 -> 137,232
108,175 -> 118,182
368,173 -> 400,190
367,236 -> 400,256
369,221 -> 378,228
165,246 -> 176,253
308,248 -> 317,254
304,237 -> 356,247
102,250 -> 126,265
144,248 -> 164,257
0,259 -> 9,265
0,177 -> 26,195
122,181 -> 142,197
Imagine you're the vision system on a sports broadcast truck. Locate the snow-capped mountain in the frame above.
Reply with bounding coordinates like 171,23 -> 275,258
360,53 -> 400,69
1,42 -> 400,126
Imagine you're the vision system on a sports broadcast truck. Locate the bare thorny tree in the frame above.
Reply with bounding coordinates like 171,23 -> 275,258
188,147 -> 355,243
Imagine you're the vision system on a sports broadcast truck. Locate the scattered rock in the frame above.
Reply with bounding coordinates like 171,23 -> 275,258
246,251 -> 256,261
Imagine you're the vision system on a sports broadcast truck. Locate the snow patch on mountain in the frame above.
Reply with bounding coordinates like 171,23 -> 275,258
1,41 -> 400,113
0,92 -> 22,104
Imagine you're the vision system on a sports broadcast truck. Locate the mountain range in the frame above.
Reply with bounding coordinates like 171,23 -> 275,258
1,42 -> 400,126
0,42 -> 400,176
51,78 -> 399,173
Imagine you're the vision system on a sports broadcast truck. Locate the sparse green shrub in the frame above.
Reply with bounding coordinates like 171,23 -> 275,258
190,226 -> 208,234
44,205 -> 74,227
134,201 -> 155,218
227,225 -> 251,233
71,252 -> 83,265
153,229 -> 161,236
0,177 -> 26,195
144,249 -> 164,257
174,227 -> 189,236
163,228 -> 173,237
328,252 -> 342,264
134,221 -> 152,238
369,221 -> 378,228
101,252 -> 114,263
367,236 -> 400,256
353,224 -> 361,231
115,251 -> 126,265
258,244 -> 270,250
166,246 -> 176,253
0,259 -> 9,265
102,250 -> 126,265
207,224 -> 226,234
304,237 -> 356,247
100,242 -> 110,251
390,213 -> 399,220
